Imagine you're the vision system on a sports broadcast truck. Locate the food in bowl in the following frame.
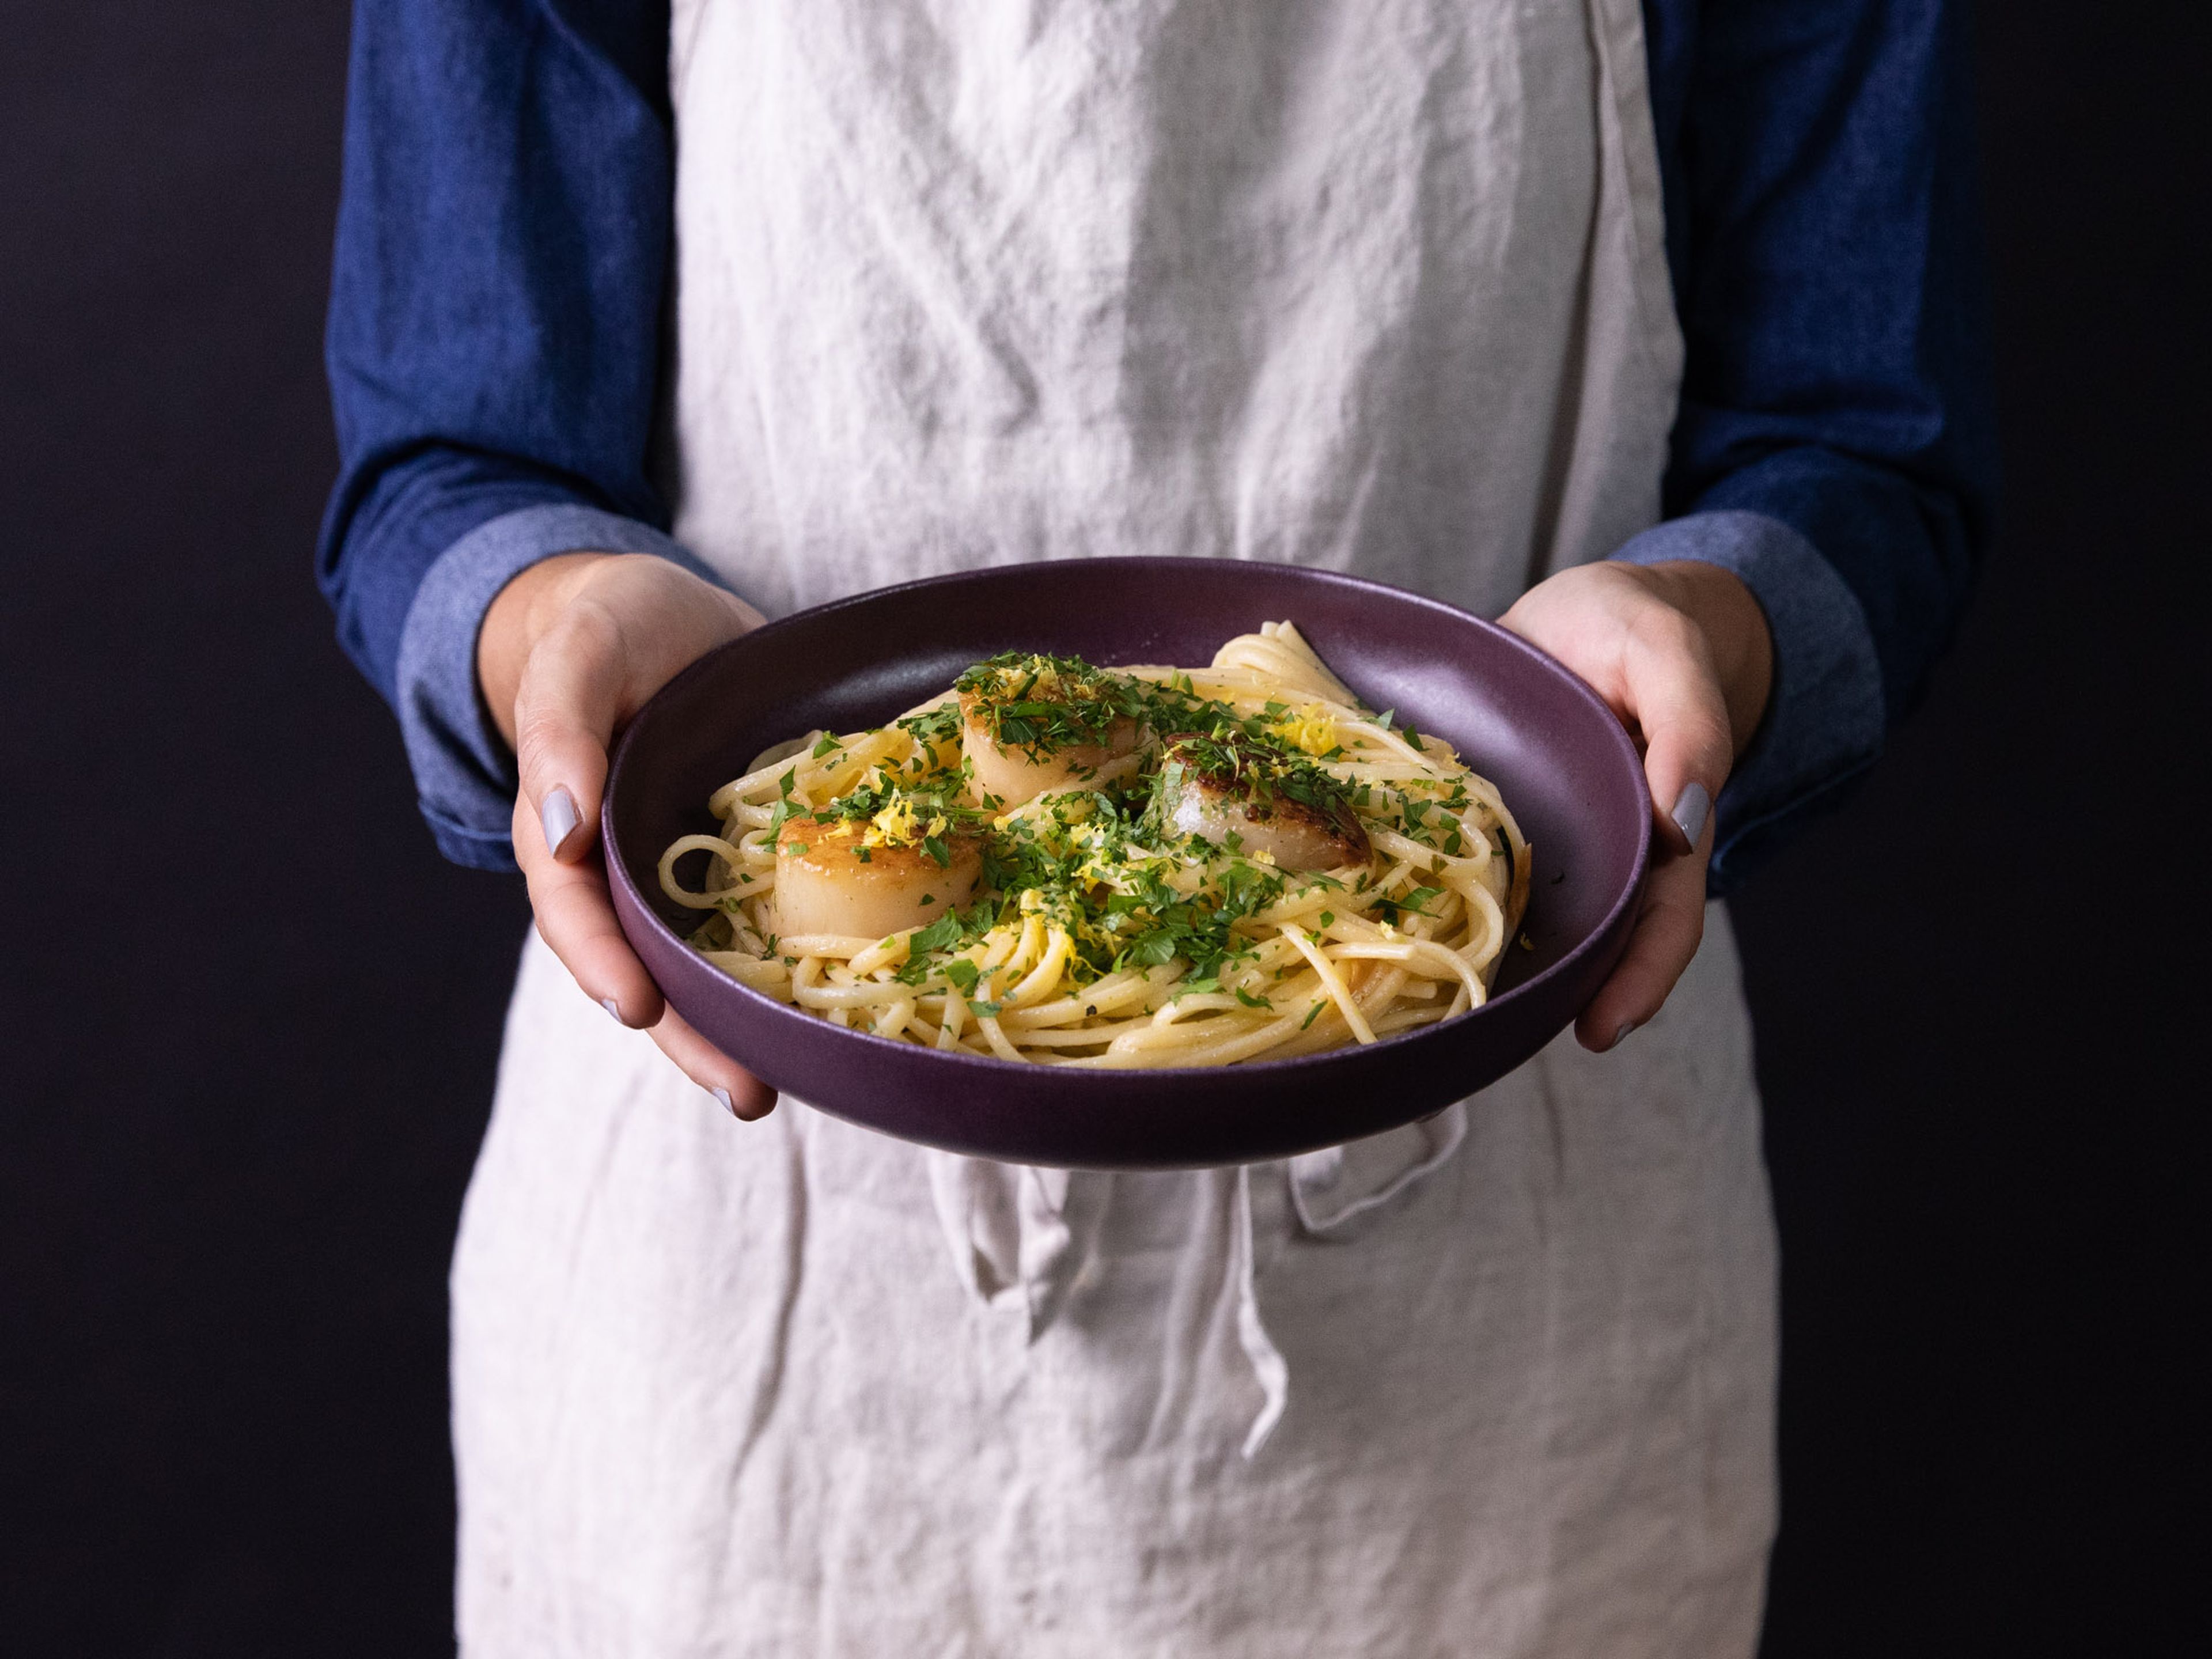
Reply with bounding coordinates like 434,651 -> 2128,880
657,622 -> 1529,1067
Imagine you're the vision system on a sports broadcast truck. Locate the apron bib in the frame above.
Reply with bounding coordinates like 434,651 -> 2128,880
661,0 -> 1679,613
452,5 -> 1777,1653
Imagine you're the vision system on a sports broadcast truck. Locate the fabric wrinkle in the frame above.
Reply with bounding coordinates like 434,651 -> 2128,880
923,1153 -> 1297,1457
713,1120 -> 808,1520
1232,1164 -> 1290,1459
923,1156 -> 1118,1342
1289,1101 -> 1470,1238
450,3 -> 1781,1649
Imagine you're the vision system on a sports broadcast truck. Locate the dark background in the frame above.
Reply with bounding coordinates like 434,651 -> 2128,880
1,2 -> 2199,1653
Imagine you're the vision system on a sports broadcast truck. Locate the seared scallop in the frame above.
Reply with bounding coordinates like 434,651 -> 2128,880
959,694 -> 1139,809
773,816 -> 983,940
1160,734 -> 1369,872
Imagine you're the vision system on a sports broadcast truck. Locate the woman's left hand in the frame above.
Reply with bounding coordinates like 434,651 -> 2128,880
1499,559 -> 1773,1052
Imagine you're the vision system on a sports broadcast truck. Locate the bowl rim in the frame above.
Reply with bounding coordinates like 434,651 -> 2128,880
603,556 -> 1652,1079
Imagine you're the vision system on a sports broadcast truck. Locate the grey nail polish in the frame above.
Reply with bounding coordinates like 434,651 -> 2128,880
712,1086 -> 735,1117
1612,1020 -> 1639,1050
600,996 -> 622,1024
1669,782 -> 1711,851
541,786 -> 582,856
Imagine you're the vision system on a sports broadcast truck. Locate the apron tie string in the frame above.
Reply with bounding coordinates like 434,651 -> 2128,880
1233,1164 -> 1290,1459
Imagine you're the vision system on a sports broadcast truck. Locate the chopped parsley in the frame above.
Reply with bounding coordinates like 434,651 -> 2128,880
910,914 -> 963,955
954,652 -> 1151,757
734,652 -> 1514,1042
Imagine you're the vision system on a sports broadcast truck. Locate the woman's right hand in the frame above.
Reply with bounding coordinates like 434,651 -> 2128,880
478,551 -> 779,1118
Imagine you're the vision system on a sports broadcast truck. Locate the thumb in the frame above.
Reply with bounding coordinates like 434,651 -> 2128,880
513,601 -> 628,863
1620,607 -> 1735,855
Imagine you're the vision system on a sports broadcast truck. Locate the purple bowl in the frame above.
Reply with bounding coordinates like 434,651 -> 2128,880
604,558 -> 1649,1169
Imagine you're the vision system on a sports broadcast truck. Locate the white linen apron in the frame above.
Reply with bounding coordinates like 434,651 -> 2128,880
452,3 -> 1779,1653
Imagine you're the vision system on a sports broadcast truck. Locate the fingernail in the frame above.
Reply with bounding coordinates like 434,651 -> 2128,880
541,786 -> 582,857
600,996 -> 623,1024
1669,782 -> 1710,851
711,1086 -> 735,1117
1611,1020 -> 1639,1050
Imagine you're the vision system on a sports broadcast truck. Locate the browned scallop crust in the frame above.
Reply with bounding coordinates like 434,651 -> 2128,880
775,815 -> 980,880
1162,736 -> 1371,868
957,694 -> 1137,759
1176,747 -> 1362,849
959,694 -> 1139,806
774,816 -> 984,938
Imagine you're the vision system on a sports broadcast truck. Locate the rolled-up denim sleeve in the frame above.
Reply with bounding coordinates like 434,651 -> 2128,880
316,0 -> 692,870
395,503 -> 725,869
1633,0 -> 1999,892
1612,510 -> 1884,891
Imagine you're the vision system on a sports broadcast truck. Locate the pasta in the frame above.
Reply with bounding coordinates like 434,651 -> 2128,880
658,622 -> 1531,1067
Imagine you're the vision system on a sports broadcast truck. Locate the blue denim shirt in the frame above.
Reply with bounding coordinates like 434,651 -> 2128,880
320,0 -> 1995,888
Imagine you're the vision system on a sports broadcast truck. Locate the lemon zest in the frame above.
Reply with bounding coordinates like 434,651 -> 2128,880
1269,702 -> 1341,757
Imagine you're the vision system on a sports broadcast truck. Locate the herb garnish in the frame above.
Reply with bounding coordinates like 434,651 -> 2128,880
955,652 -> 1151,758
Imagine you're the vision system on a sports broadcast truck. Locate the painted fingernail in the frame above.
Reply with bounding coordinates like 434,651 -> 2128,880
1611,1020 -> 1639,1050
541,786 -> 582,857
600,996 -> 623,1024
711,1086 -> 735,1117
1669,782 -> 1711,851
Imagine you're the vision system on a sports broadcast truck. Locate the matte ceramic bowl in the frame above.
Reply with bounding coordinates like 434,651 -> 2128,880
604,558 -> 1649,1169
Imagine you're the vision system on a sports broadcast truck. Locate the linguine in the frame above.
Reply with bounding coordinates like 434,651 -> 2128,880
657,622 -> 1529,1067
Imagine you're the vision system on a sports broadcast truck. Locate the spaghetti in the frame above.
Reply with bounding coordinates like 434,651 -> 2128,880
658,623 -> 1530,1067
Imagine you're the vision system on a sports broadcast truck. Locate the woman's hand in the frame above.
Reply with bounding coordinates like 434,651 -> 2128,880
1499,559 -> 1773,1052
479,552 -> 779,1118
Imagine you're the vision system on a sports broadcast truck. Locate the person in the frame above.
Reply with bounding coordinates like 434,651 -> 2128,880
320,2 -> 1991,1652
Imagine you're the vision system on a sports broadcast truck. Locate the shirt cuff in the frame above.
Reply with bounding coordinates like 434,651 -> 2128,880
1611,509 -> 1886,893
393,504 -> 729,870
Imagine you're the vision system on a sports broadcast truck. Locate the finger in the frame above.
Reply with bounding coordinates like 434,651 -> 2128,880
512,603 -> 628,864
1618,606 -> 1736,856
647,1002 -> 778,1120
512,790 -> 666,1030
1575,832 -> 1709,1051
